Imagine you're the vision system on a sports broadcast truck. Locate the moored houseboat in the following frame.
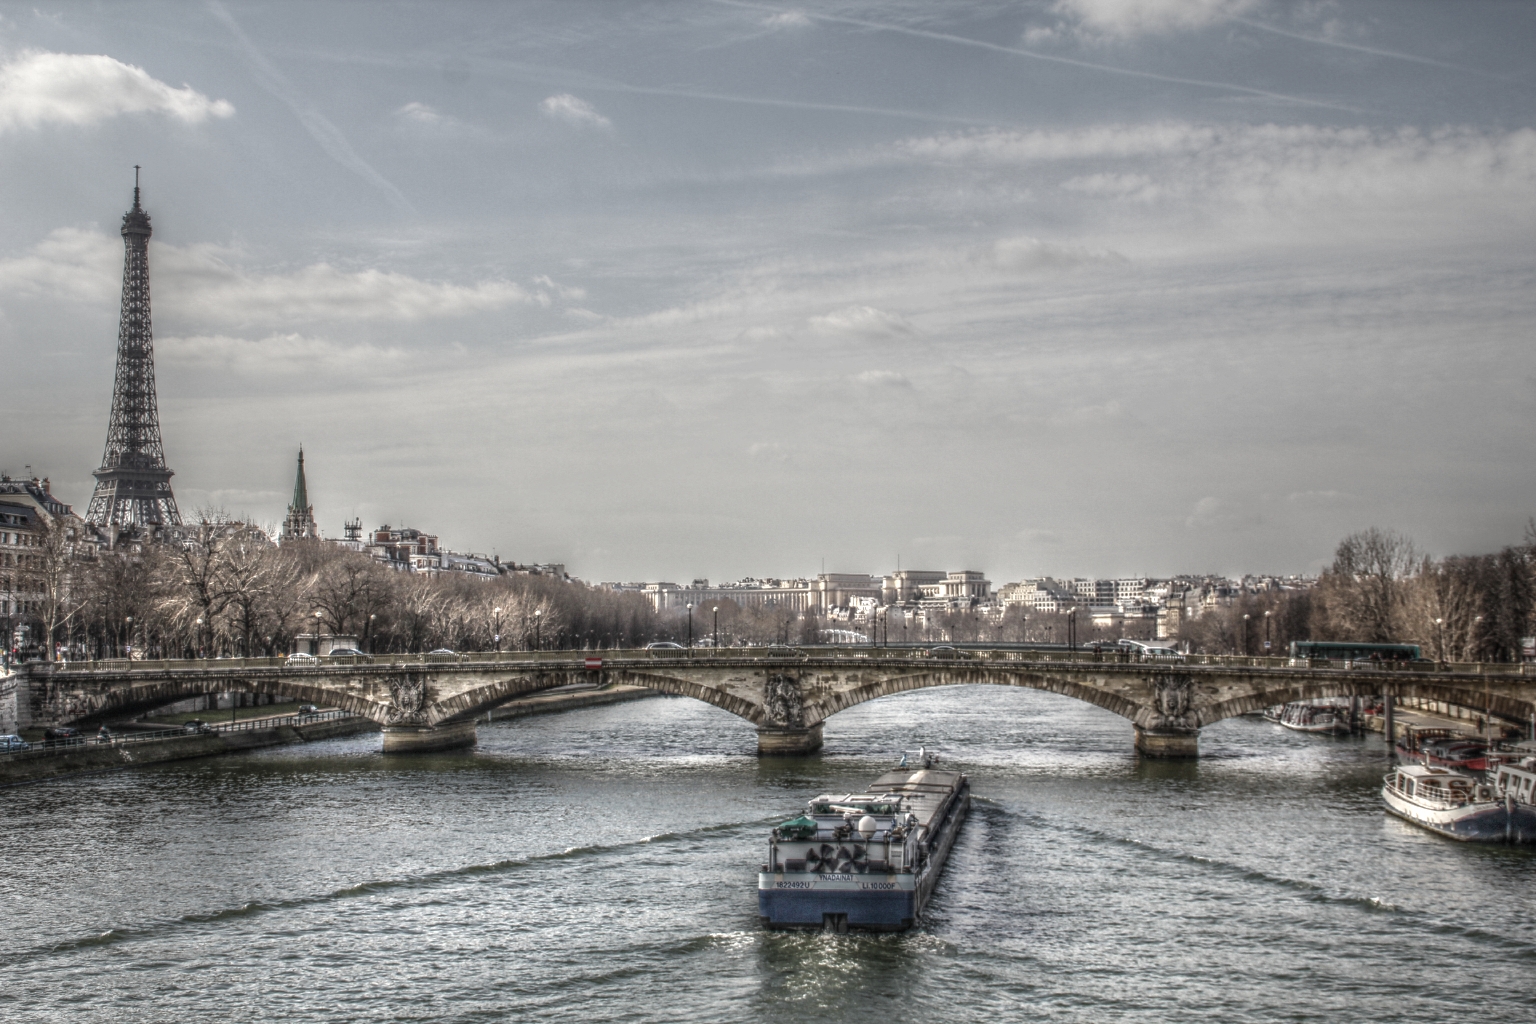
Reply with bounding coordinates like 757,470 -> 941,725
758,761 -> 969,932
1395,728 -> 1488,772
1382,762 -> 1536,843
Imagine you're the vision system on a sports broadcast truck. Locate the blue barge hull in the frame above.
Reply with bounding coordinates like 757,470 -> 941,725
758,888 -> 916,931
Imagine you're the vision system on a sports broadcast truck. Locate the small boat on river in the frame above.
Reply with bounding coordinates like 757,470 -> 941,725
758,757 -> 969,932
1382,760 -> 1536,843
1273,701 -> 1351,734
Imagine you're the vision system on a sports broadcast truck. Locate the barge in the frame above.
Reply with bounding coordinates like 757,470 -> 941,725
758,761 -> 969,932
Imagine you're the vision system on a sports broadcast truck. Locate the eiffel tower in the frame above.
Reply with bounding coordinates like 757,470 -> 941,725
85,169 -> 182,529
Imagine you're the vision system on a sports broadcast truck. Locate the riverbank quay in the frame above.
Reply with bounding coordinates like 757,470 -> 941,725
1364,706 -> 1524,746
2,686 -> 659,785
487,682 -> 658,721
0,713 -> 379,788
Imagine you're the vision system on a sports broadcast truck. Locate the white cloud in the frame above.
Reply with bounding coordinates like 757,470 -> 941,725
392,101 -> 479,136
748,441 -> 792,463
0,227 -> 119,303
394,101 -> 444,125
894,123 -> 1536,244
808,305 -> 915,338
158,332 -> 408,377
161,257 -> 538,325
0,49 -> 233,133
855,369 -> 913,389
533,274 -> 586,302
540,93 -> 610,128
1051,0 -> 1258,39
987,236 -> 1130,271
763,11 -> 812,29
0,228 -> 560,325
898,123 -> 1219,164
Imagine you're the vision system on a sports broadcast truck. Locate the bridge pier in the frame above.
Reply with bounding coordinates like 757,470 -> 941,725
757,723 -> 823,756
1134,726 -> 1199,759
382,721 -> 478,753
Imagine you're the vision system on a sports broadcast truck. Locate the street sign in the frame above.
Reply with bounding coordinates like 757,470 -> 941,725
584,657 -> 602,670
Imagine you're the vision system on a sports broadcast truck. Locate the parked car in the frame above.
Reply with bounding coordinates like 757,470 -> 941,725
644,642 -> 685,650
295,704 -> 320,714
0,734 -> 30,752
286,652 -> 318,665
326,647 -> 366,659
43,727 -> 82,745
427,648 -> 457,656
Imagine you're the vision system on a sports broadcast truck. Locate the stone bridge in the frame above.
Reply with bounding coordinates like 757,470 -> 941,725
15,648 -> 1536,756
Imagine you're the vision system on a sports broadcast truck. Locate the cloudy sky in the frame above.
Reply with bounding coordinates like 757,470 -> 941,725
1,1 -> 1533,583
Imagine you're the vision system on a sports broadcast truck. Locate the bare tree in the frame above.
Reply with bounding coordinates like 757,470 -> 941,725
1321,527 -> 1420,642
219,529 -> 297,656
310,550 -> 389,637
20,513 -> 82,660
164,510 -> 236,655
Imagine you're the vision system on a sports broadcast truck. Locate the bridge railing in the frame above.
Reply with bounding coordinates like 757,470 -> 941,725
28,647 -> 1533,676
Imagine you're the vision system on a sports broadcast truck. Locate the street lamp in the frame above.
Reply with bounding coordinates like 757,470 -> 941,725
195,616 -> 204,659
686,603 -> 694,650
713,606 -> 719,651
1263,610 -> 1272,655
124,616 -> 133,660
1434,617 -> 1445,664
534,608 -> 542,651
313,610 -> 324,655
493,606 -> 502,653
1242,613 -> 1250,656
367,613 -> 377,654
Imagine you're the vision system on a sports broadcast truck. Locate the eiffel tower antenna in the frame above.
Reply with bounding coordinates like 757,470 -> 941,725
86,170 -> 182,529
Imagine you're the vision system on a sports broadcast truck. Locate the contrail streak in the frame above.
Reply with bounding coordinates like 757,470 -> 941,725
708,0 -> 1364,113
1232,18 -> 1523,86
206,1 -> 416,216
282,44 -> 1016,128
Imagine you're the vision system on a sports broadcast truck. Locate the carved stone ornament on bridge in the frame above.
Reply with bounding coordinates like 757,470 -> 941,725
763,673 -> 806,728
1151,674 -> 1196,731
386,675 -> 431,725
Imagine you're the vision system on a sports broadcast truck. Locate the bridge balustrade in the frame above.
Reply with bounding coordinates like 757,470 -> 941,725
32,647 -> 1534,676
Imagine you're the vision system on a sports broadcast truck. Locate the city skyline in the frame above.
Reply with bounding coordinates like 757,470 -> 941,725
2,2 -> 1533,582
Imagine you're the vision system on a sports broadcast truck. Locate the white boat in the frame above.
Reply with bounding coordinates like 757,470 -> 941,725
1276,701 -> 1351,734
1382,762 -> 1536,843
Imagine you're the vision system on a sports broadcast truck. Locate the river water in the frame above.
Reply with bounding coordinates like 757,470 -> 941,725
3,687 -> 1534,1022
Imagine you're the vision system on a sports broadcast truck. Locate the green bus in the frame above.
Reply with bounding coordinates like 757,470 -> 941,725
1288,641 -> 1424,663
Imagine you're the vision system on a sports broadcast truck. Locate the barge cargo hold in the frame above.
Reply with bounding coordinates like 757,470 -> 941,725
758,766 -> 970,932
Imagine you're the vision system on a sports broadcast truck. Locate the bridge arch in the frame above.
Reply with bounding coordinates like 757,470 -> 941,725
608,669 -> 770,723
810,668 -> 1145,727
1200,676 -> 1536,728
432,673 -> 603,723
69,674 -> 385,725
